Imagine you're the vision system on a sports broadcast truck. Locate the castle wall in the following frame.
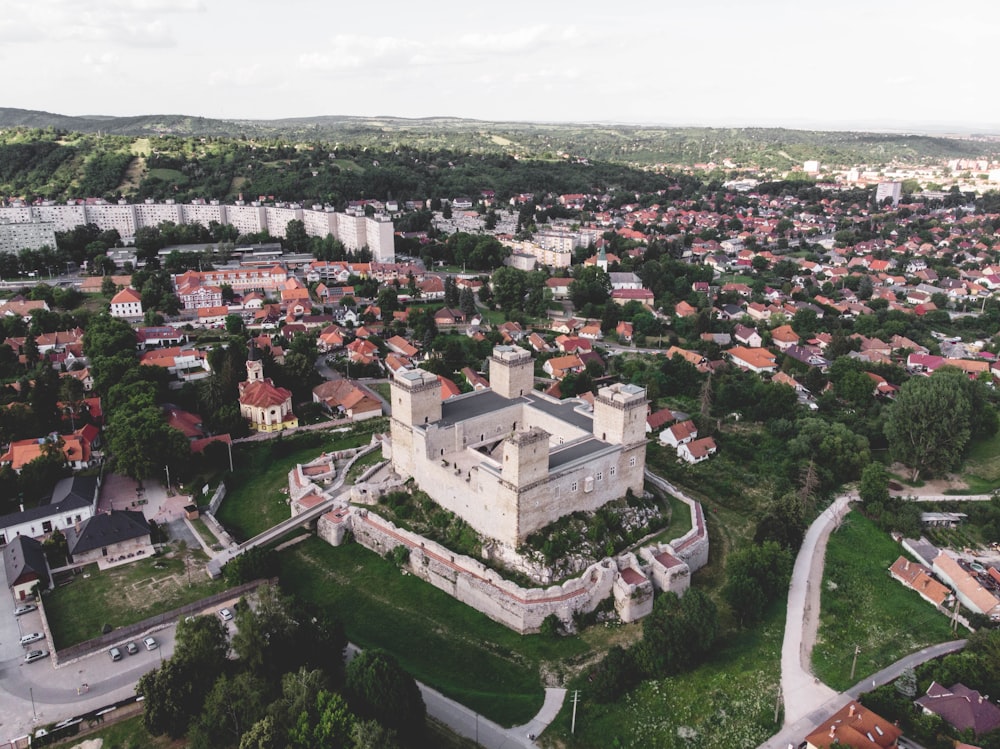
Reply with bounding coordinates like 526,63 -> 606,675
349,508 -> 618,633
420,402 -> 523,456
515,442 -> 645,542
612,553 -> 655,623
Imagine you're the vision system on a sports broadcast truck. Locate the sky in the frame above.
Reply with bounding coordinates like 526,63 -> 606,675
2,0 -> 998,132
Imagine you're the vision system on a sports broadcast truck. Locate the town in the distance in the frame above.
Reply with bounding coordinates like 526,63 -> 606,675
1,128 -> 1000,749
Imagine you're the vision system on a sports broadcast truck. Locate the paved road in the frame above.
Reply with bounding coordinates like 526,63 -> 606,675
779,495 -> 851,726
760,640 -> 966,749
902,494 -> 996,502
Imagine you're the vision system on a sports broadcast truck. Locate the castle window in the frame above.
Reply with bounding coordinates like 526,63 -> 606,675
609,466 -> 616,477
629,456 -> 637,467
596,471 -> 603,481
571,481 -> 578,492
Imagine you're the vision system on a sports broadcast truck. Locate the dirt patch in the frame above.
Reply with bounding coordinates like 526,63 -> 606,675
888,464 -> 969,495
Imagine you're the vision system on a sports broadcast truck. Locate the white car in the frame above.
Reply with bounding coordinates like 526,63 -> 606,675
23,649 -> 48,664
143,636 -> 158,651
19,632 -> 44,646
13,604 -> 36,617
218,607 -> 233,622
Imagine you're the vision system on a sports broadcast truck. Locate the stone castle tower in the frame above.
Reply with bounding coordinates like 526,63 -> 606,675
593,383 -> 647,445
501,426 -> 549,488
389,368 -> 442,476
489,345 -> 533,399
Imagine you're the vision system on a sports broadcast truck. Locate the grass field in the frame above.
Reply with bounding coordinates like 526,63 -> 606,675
955,430 -> 1000,494
279,538 -> 607,726
216,430 -> 373,541
545,603 -> 785,748
44,548 -> 227,648
812,511 -> 957,690
48,712 -> 174,749
370,382 -> 391,403
145,167 -> 187,184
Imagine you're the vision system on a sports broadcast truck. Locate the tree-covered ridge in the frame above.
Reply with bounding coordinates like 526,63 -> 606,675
0,107 -> 996,176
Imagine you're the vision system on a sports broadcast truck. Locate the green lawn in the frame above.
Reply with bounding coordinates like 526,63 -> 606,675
145,167 -> 187,184
812,511 -> 957,690
955,430 -> 1000,493
546,603 -> 785,748
345,449 -> 384,484
189,515 -> 221,550
47,712 -> 172,749
44,549 -> 227,648
370,382 -> 391,403
279,538 -> 601,727
216,429 -> 374,541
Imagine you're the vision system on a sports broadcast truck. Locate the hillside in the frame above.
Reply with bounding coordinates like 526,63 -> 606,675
1,107 -> 997,171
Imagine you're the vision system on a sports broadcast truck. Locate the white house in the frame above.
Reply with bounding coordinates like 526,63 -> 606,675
109,287 -> 143,320
678,436 -> 717,464
660,420 -> 697,447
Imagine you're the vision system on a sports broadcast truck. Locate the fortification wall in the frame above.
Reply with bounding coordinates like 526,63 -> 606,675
612,552 -> 655,623
349,508 -> 617,633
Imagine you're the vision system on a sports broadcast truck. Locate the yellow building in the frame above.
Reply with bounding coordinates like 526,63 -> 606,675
238,345 -> 298,432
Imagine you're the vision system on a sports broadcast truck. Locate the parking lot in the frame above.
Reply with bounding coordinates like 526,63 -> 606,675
0,596 -> 242,742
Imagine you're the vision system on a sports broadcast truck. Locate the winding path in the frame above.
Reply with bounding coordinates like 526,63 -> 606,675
758,491 -> 970,748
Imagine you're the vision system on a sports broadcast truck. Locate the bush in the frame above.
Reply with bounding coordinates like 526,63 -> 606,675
589,645 -> 641,703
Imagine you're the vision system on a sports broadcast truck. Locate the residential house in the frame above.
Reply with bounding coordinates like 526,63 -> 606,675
438,376 -> 462,400
527,332 -> 551,353
543,354 -> 585,379
674,301 -> 697,318
660,420 -> 697,448
346,339 -> 379,365
770,324 -> 800,351
888,556 -> 950,608
733,324 -> 762,348
678,436 -> 717,464
3,536 -> 49,600
386,335 -> 419,358
728,346 -> 778,373
0,299 -> 49,321
312,380 -> 382,421
461,367 -> 490,391
646,407 -> 674,434
1,430 -> 97,472
915,682 -> 1000,737
803,701 -> 901,749
140,346 -> 212,384
932,552 -> 1000,618
616,321 -> 633,342
434,307 -> 465,325
579,323 -> 603,341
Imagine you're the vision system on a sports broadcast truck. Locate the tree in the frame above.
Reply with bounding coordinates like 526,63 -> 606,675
490,266 -> 527,312
288,690 -> 355,749
444,276 -> 459,308
859,462 -> 890,506
884,369 -> 972,481
137,658 -> 205,738
723,542 -> 793,626
376,287 -> 399,315
568,266 -> 611,312
175,614 -> 229,675
283,219 -> 310,253
589,645 -> 640,702
635,589 -> 719,677
189,671 -> 268,749
345,650 -> 426,742
459,286 -> 476,319
226,313 -> 245,334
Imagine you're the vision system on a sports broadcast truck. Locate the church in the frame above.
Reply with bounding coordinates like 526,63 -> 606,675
238,344 -> 298,432
387,345 -> 647,548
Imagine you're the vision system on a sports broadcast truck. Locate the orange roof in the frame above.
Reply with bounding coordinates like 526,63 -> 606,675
889,556 -> 949,606
111,288 -> 142,304
2,433 -> 91,470
728,346 -> 777,370
804,701 -> 901,749
239,379 -> 292,409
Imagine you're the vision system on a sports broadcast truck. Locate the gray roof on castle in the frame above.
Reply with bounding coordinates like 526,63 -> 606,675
438,390 -> 522,426
522,393 -> 593,431
549,438 -> 607,469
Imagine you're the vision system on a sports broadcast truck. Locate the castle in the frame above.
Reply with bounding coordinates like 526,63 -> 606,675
386,345 -> 648,548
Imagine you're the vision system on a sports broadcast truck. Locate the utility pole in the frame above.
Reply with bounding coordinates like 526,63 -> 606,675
774,686 -> 782,724
850,645 -> 861,680
30,687 -> 36,721
571,690 -> 580,735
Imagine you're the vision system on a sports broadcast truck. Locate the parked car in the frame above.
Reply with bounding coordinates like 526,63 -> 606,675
23,649 -> 48,663
109,647 -> 122,662
143,636 -> 158,651
125,641 -> 138,655
218,607 -> 233,622
13,604 -> 36,617
19,632 -> 44,646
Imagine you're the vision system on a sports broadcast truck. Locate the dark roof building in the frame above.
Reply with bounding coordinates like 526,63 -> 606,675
66,510 -> 151,558
915,682 -> 1000,736
2,535 -> 49,596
